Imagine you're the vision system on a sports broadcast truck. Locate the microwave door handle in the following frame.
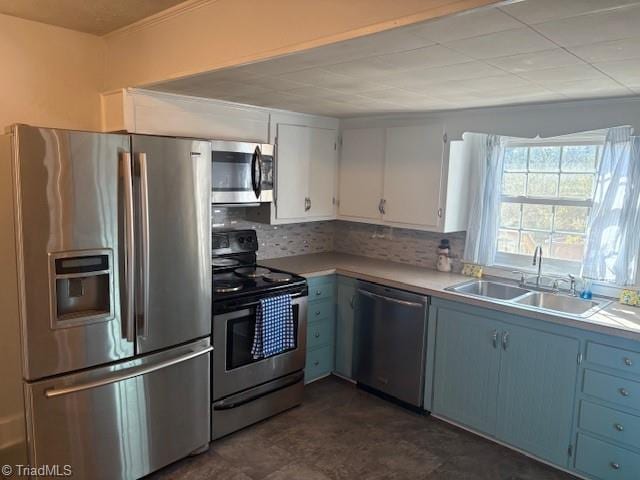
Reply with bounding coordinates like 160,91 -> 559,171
251,147 -> 262,200
137,152 -> 150,339
121,152 -> 135,342
257,148 -> 263,199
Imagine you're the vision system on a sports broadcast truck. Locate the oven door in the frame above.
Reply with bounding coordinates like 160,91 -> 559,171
211,141 -> 273,204
213,295 -> 307,400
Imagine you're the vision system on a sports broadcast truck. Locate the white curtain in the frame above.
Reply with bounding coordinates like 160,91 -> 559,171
582,126 -> 640,286
464,134 -> 504,265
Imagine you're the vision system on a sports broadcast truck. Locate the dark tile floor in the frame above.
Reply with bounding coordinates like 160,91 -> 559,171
149,376 -> 577,479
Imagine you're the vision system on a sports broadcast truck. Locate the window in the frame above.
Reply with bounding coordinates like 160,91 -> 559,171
495,138 -> 602,275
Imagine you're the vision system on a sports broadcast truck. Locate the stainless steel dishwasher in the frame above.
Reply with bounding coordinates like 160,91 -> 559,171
354,281 -> 429,408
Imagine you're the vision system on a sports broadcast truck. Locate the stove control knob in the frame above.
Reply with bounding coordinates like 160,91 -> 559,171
238,237 -> 245,244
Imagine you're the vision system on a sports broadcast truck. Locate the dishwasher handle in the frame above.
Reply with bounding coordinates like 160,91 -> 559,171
357,289 -> 425,308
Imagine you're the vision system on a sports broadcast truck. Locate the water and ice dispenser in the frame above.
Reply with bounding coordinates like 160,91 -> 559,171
48,250 -> 114,328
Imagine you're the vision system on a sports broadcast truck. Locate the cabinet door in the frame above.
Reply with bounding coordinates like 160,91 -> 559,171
383,124 -> 444,228
335,277 -> 357,379
338,128 -> 385,220
433,307 -> 502,434
308,127 -> 338,218
496,325 -> 579,467
276,124 -> 310,219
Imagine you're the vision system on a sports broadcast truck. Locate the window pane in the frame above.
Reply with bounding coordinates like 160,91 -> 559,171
562,145 -> 598,172
554,206 -> 589,233
527,173 -> 558,197
519,231 -> 550,255
559,173 -> 594,198
522,204 -> 553,231
502,173 -> 526,196
497,229 -> 519,253
500,203 -> 521,228
529,146 -> 560,171
504,147 -> 527,171
550,234 -> 585,261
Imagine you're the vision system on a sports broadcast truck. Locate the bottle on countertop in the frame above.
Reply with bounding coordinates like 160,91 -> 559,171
436,239 -> 452,273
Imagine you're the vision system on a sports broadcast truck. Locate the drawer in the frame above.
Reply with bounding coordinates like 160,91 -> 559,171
305,345 -> 334,383
579,401 -> 640,450
575,433 -> 640,480
307,318 -> 334,350
308,282 -> 335,302
583,369 -> 640,411
587,342 -> 640,377
308,299 -> 335,322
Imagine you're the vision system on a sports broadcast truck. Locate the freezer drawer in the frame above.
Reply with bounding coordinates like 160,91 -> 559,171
24,338 -> 211,480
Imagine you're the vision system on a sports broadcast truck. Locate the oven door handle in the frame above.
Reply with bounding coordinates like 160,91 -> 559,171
214,293 -> 307,317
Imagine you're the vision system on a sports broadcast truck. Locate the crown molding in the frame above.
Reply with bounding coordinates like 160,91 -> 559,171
103,0 -> 216,38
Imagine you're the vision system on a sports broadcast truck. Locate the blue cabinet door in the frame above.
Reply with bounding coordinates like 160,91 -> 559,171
335,276 -> 356,379
432,306 -> 502,434
496,324 -> 579,467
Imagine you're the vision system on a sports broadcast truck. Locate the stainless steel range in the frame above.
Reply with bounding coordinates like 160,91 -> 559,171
211,229 -> 308,439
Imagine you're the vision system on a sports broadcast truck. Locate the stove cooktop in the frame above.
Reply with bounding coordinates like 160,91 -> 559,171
212,265 -> 306,301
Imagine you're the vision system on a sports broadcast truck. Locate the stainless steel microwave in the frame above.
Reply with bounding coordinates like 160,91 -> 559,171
211,140 -> 274,205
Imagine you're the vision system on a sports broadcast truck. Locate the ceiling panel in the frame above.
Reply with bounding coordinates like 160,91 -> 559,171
147,0 -> 640,117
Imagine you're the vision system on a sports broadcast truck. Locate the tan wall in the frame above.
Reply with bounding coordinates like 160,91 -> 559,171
0,13 -> 105,131
104,0 -> 499,90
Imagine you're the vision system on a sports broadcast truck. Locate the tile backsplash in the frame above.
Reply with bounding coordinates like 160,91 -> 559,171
333,221 -> 466,272
212,208 -> 466,271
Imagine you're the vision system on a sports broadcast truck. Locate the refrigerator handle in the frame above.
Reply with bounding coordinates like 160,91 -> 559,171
137,152 -> 151,339
121,152 -> 135,342
44,345 -> 213,398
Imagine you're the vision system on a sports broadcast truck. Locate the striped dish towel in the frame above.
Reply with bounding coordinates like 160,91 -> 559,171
251,294 -> 295,359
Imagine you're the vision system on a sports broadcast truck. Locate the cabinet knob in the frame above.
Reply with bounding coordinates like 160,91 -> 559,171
610,462 -> 620,470
624,357 -> 633,366
316,290 -> 322,296
314,332 -> 320,338
619,388 -> 630,397
614,423 -> 624,432
314,360 -> 319,366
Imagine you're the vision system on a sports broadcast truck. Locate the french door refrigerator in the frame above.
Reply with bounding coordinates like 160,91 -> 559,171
0,125 -> 212,479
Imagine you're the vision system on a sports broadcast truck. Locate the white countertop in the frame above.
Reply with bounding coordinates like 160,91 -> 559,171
261,252 -> 640,342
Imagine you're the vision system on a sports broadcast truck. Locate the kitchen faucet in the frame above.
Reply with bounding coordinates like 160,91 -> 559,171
532,245 -> 543,287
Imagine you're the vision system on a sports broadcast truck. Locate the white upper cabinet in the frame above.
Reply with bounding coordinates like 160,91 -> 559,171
383,124 -> 444,228
338,128 -> 385,221
275,124 -> 311,220
338,123 -> 470,233
308,127 -> 338,218
273,123 -> 337,222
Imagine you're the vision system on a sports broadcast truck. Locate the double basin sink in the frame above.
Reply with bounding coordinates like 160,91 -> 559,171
447,279 -> 611,318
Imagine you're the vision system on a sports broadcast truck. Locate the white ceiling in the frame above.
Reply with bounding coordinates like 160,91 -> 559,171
148,0 -> 640,117
0,0 -> 186,35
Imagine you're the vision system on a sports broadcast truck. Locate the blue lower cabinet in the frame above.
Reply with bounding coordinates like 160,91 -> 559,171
430,299 -> 579,469
432,306 -> 502,434
495,323 -> 579,467
575,433 -> 640,480
335,276 -> 357,379
304,275 -> 336,384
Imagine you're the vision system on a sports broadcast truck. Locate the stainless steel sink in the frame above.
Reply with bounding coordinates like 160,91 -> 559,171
447,279 -> 611,318
449,280 -> 531,300
514,291 -> 609,316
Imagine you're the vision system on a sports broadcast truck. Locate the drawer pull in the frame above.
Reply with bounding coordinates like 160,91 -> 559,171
313,360 -> 319,366
314,332 -> 320,338
610,462 -> 621,470
614,423 -> 624,432
315,310 -> 321,316
315,290 -> 322,296
619,388 -> 630,397
624,357 -> 633,366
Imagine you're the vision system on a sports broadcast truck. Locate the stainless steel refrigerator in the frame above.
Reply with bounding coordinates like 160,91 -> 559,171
0,125 -> 212,479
